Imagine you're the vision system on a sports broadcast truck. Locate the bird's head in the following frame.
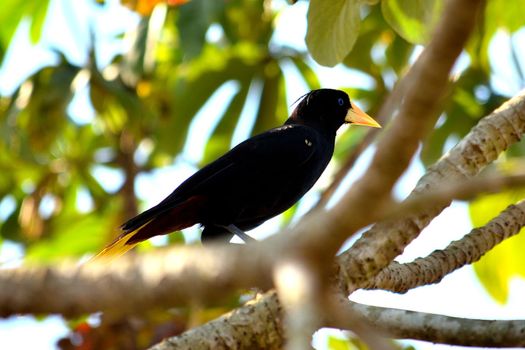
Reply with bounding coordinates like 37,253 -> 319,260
288,89 -> 380,135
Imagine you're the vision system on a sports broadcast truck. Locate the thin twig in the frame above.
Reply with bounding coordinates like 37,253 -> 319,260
385,173 -> 525,220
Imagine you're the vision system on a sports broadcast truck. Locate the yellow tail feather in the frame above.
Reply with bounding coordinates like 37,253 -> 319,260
89,222 -> 150,263
90,235 -> 138,263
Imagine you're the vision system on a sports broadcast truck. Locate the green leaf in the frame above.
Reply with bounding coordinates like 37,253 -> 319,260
327,335 -> 352,350
0,0 -> 26,51
280,202 -> 299,227
251,62 -> 284,136
487,0 -> 525,33
25,214 -> 110,262
334,126 -> 367,161
306,0 -> 361,67
467,0 -> 525,71
385,33 -> 412,74
0,204 -> 22,242
167,231 -> 185,245
381,0 -> 443,44
29,0 -> 50,44
177,0 -> 225,59
469,189 -> 525,303
202,79 -> 250,165
0,0 -> 50,54
290,57 -> 321,91
342,4 -> 383,75
156,51 -> 258,160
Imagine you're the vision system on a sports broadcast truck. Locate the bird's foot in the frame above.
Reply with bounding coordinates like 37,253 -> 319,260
218,224 -> 257,243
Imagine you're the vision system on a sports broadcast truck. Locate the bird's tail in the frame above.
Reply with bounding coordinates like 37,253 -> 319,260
89,196 -> 204,263
89,221 -> 151,262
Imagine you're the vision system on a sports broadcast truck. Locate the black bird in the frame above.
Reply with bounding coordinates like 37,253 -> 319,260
95,89 -> 380,258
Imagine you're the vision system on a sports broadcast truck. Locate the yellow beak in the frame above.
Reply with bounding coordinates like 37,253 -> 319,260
345,102 -> 381,128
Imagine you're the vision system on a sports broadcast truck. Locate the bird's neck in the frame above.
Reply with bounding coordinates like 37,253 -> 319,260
284,117 -> 337,139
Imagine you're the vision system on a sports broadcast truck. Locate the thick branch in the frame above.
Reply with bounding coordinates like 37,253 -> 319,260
349,302 -> 525,348
365,200 -> 525,292
149,291 -> 525,349
149,292 -> 284,350
0,245 -> 274,317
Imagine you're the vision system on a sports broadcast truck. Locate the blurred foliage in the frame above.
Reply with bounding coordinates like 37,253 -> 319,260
0,0 -> 525,348
381,0 -> 443,44
0,0 -> 50,55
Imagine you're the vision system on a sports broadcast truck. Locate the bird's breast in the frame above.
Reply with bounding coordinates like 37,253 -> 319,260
236,136 -> 333,224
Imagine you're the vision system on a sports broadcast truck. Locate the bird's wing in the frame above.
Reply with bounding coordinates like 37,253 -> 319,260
122,125 -> 318,228
177,124 -> 320,193
235,124 -> 319,166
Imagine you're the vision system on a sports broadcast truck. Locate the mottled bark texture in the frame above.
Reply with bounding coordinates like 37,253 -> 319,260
0,244 -> 275,317
337,89 -> 525,292
150,292 -> 284,350
350,302 -> 525,347
365,200 -> 525,292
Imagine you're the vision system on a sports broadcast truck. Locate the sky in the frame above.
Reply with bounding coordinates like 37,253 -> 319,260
0,0 -> 525,349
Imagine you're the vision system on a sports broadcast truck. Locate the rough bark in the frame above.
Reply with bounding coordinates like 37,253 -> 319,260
337,89 -> 525,292
349,302 -> 525,348
365,200 -> 525,292
0,245 -> 275,317
150,292 -> 284,350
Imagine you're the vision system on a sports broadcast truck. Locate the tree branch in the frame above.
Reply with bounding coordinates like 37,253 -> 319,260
385,174 -> 525,220
2,1 -> 518,349
337,88 -> 525,293
324,293 -> 396,350
290,0 -> 482,260
349,302 -> 525,348
274,260 -> 322,350
4,173 -> 524,318
365,199 -> 525,292
149,291 -> 525,349
149,292 -> 284,350
0,245 -> 274,317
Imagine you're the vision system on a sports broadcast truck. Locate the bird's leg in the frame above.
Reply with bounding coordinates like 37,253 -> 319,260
218,224 -> 257,243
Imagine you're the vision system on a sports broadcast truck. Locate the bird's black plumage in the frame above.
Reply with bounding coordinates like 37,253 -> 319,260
96,89 -> 380,257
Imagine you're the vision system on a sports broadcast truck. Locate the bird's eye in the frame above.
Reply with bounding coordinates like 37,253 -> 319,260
337,98 -> 344,106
